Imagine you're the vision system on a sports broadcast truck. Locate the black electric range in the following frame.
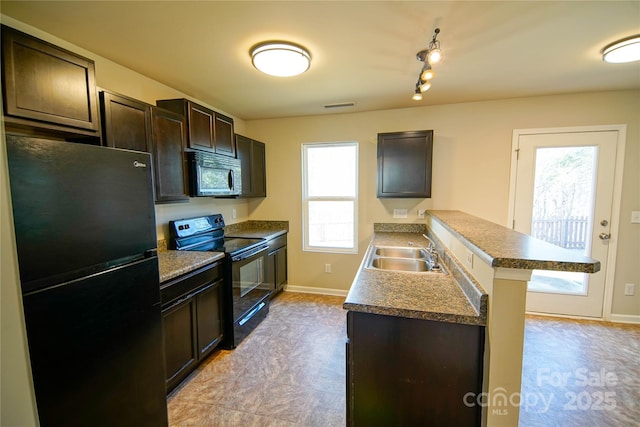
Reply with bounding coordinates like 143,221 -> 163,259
168,214 -> 267,257
168,214 -> 271,348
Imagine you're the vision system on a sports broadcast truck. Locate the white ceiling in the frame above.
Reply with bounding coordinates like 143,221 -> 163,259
2,1 -> 639,120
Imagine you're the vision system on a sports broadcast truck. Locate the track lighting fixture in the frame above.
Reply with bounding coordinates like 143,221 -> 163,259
412,28 -> 442,100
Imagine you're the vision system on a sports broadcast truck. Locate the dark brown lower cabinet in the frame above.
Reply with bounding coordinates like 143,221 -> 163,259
266,234 -> 287,297
162,296 -> 197,391
196,282 -> 224,357
161,262 -> 224,392
346,311 -> 484,426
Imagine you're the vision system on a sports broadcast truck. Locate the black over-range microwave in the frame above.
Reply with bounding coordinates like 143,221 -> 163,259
186,151 -> 241,197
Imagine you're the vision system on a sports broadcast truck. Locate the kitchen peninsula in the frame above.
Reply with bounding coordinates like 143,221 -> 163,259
345,210 -> 600,427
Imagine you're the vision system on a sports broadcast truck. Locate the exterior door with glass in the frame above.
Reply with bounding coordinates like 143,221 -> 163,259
510,127 -> 622,318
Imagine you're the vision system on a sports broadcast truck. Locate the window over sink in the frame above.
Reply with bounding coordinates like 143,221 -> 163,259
302,142 -> 358,253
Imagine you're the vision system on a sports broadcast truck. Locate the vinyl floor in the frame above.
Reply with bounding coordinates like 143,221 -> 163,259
167,292 -> 640,426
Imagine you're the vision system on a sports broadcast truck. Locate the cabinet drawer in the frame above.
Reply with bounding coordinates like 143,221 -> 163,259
160,261 -> 221,307
268,234 -> 287,253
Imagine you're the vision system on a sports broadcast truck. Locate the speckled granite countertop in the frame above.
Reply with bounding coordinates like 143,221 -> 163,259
428,210 -> 600,273
344,230 -> 486,326
158,250 -> 224,283
225,220 -> 288,240
156,220 -> 287,283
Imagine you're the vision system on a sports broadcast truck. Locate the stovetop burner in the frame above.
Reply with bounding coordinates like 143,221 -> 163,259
168,214 -> 266,257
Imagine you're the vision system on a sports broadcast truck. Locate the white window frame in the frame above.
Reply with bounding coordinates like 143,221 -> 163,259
302,141 -> 358,254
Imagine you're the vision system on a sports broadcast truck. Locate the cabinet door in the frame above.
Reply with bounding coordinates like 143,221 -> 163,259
162,298 -> 197,391
100,91 -> 151,152
195,279 -> 224,358
214,113 -> 235,157
267,236 -> 287,296
348,311 -> 483,426
251,140 -> 266,197
275,246 -> 287,288
236,135 -> 253,196
377,130 -> 433,198
1,25 -> 99,134
266,251 -> 277,293
188,103 -> 215,151
236,135 -> 266,198
150,107 -> 189,203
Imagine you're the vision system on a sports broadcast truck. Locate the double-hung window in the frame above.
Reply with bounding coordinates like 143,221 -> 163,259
302,142 -> 358,253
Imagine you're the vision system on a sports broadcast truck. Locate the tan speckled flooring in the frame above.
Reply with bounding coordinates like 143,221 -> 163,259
167,292 -> 346,426
167,292 -> 639,426
519,316 -> 640,427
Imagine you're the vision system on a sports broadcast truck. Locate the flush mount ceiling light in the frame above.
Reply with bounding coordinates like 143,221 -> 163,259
412,28 -> 442,100
602,34 -> 640,63
251,41 -> 311,77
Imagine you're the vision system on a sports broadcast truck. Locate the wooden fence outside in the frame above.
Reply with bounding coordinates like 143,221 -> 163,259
531,216 -> 589,250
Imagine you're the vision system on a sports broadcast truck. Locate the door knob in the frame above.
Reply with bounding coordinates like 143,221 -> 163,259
599,232 -> 611,240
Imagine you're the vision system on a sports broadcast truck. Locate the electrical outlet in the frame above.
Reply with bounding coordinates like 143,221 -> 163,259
624,283 -> 635,296
466,250 -> 474,268
232,208 -> 237,219
418,209 -> 426,219
325,264 -> 332,273
393,209 -> 408,218
632,211 -> 640,224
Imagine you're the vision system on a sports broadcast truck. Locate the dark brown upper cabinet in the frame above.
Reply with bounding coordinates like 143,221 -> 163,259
99,90 -> 152,152
213,113 -> 235,157
156,98 -> 235,157
150,106 -> 189,203
1,25 -> 100,139
235,134 -> 266,198
377,130 -> 433,198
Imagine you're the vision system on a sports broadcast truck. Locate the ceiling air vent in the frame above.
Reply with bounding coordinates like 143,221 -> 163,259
324,102 -> 355,109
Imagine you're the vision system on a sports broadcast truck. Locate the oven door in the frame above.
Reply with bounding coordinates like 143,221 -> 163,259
230,246 -> 270,321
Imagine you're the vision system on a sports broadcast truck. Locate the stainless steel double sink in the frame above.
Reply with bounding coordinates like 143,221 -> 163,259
364,243 -> 445,274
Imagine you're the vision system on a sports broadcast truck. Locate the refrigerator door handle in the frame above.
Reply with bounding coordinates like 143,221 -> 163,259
144,249 -> 158,258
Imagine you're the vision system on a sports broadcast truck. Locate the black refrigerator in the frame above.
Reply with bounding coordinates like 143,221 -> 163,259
6,135 -> 168,427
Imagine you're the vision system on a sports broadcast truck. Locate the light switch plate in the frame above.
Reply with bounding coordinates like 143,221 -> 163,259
631,211 -> 640,224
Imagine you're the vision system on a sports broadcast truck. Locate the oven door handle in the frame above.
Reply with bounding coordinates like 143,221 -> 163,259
231,245 -> 268,262
239,301 -> 266,326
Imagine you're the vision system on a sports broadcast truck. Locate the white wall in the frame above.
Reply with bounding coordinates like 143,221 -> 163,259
245,90 -> 640,317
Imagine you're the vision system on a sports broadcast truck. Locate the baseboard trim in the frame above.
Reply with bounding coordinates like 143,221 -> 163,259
527,311 -> 640,325
609,314 -> 640,324
284,285 -> 349,297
